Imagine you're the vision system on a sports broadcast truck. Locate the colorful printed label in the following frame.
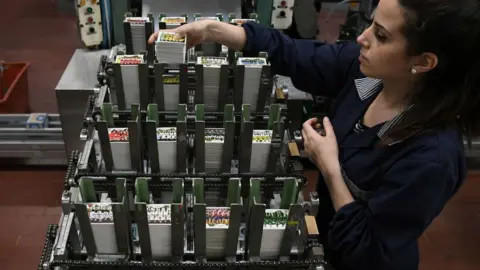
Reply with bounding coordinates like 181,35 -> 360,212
195,16 -> 219,21
252,130 -> 272,143
115,55 -> 144,65
161,16 -> 186,24
147,204 -> 171,224
156,127 -> 177,141
263,209 -> 289,227
231,18 -> 256,25
197,56 -> 228,66
163,75 -> 180,84
87,203 -> 113,223
124,17 -> 150,24
206,207 -> 230,227
237,57 -> 267,66
156,32 -> 186,43
205,128 -> 225,142
108,128 -> 129,142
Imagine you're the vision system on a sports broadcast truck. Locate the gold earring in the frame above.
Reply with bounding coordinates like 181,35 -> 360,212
411,68 -> 417,74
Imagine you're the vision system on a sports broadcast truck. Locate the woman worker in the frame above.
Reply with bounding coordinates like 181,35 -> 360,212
149,0 -> 480,269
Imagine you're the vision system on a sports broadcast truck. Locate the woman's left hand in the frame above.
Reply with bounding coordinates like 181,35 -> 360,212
302,117 -> 341,177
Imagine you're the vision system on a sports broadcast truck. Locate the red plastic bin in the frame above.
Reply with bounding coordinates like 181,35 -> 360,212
0,62 -> 31,113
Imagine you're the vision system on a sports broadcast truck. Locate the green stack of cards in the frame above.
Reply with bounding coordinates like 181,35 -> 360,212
260,209 -> 289,259
155,31 -> 187,64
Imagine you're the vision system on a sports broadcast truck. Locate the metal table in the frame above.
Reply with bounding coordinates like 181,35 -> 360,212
56,49 -> 110,157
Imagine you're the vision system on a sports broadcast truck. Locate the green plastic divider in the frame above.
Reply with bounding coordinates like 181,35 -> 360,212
196,104 -> 205,121
135,178 -> 150,203
249,178 -> 261,207
193,178 -> 205,204
101,103 -> 114,127
147,103 -> 159,126
79,177 -> 97,202
173,179 -> 184,204
177,104 -> 187,121
280,178 -> 298,209
131,104 -> 139,121
267,104 -> 281,130
227,178 -> 241,206
115,178 -> 126,203
224,104 -> 234,123
241,104 -> 251,132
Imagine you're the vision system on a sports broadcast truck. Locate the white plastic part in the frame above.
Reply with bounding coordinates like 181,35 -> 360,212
271,0 -> 295,29
77,0 -> 104,47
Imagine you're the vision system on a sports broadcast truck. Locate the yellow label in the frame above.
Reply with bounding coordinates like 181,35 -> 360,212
163,75 -> 180,84
158,32 -> 185,43
162,17 -> 186,24
287,220 -> 299,226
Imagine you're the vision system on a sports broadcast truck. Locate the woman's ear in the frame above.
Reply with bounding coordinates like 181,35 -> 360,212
412,52 -> 438,74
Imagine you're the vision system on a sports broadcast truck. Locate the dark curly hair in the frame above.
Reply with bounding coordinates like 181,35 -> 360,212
383,0 -> 480,143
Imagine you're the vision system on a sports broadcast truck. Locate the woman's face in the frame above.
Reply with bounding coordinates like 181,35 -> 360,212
356,0 -> 413,80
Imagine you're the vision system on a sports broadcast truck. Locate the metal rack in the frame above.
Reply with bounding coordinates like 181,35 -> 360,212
42,30 -> 325,267
43,146 -> 325,269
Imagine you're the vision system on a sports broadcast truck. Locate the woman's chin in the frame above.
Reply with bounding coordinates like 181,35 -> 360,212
359,64 -> 373,77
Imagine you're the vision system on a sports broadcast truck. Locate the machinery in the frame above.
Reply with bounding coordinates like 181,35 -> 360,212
0,113 -> 66,165
43,2 -> 480,268
336,0 -> 378,42
74,0 -> 321,48
43,9 -> 327,270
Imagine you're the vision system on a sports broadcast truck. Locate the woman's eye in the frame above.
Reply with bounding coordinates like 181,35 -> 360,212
375,30 -> 387,42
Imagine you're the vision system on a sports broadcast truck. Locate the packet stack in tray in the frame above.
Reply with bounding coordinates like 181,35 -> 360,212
236,57 -> 268,111
155,32 -> 187,64
124,17 -> 150,54
197,56 -> 228,111
160,16 -> 186,29
205,207 -> 230,258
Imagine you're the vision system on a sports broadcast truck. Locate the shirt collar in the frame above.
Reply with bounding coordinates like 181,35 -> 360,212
354,77 -> 414,145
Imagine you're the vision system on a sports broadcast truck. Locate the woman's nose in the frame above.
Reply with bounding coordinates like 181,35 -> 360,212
357,33 -> 370,49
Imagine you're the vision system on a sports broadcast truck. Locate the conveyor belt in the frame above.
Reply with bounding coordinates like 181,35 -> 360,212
0,113 -> 66,165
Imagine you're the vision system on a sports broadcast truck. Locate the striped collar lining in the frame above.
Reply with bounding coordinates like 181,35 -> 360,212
354,77 -> 414,145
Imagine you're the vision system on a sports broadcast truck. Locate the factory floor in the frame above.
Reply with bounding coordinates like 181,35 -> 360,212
0,1 -> 479,270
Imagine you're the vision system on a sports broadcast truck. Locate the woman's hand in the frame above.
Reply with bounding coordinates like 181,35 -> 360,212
148,20 -> 211,49
302,117 -> 340,177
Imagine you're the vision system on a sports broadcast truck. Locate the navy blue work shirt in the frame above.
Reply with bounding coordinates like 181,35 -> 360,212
241,22 -> 467,270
